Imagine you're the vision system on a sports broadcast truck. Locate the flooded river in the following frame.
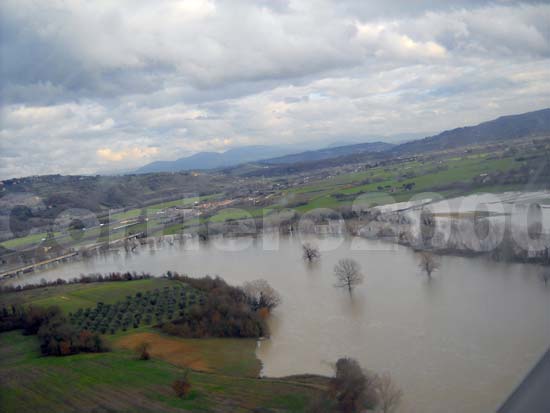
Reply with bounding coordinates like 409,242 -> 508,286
6,234 -> 550,413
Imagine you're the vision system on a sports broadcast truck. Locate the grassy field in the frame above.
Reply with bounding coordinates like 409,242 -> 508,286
0,279 -> 324,412
0,231 -> 61,249
1,278 -> 182,314
208,207 -> 266,223
280,154 -> 524,212
109,194 -> 221,222
113,329 -> 261,377
0,194 -> 221,250
0,331 -> 320,413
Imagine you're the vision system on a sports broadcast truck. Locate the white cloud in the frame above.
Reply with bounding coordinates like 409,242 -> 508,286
1,1 -> 550,178
356,22 -> 447,60
96,146 -> 159,162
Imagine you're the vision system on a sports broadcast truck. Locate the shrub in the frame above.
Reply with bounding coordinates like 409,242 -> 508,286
136,341 -> 151,360
0,305 -> 25,332
329,358 -> 379,413
37,314 -> 108,356
172,370 -> 192,398
23,306 -> 63,335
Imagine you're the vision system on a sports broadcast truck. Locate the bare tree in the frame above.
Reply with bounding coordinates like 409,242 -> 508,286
135,341 -> 151,360
243,279 -> 281,311
328,358 -> 379,413
302,243 -> 320,262
375,373 -> 403,413
541,271 -> 550,286
334,258 -> 364,293
418,252 -> 440,278
419,208 -> 436,246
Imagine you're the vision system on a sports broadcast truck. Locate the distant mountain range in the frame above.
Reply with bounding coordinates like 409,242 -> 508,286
134,141 -> 393,174
135,108 -> 550,174
135,145 -> 298,174
260,141 -> 393,165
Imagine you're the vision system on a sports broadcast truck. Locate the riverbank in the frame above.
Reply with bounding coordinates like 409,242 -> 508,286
0,277 -> 325,412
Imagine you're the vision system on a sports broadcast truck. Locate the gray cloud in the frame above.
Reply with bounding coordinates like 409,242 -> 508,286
1,0 -> 550,179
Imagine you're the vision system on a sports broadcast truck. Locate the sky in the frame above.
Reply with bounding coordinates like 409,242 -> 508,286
1,0 -> 550,179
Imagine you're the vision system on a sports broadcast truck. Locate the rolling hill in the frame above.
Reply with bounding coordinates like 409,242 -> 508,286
392,108 -> 550,155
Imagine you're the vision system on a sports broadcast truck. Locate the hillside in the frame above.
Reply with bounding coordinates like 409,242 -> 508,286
392,108 -> 550,155
214,108 -> 550,176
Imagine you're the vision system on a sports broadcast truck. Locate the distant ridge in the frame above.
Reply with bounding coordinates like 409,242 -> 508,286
135,145 -> 298,174
392,108 -> 550,155
260,141 -> 393,165
135,108 -> 550,174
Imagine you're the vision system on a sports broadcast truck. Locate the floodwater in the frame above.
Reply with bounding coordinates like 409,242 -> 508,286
6,235 -> 550,413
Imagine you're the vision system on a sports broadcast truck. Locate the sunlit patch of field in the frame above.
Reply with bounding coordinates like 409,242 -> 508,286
115,331 -> 211,372
114,330 -> 261,377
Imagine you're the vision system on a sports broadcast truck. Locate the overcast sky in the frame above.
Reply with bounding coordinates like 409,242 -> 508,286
1,0 -> 550,179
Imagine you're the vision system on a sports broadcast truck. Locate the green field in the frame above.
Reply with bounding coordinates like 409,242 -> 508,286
0,194 -> 221,250
0,231 -> 60,249
280,154 -> 523,212
1,278 -> 180,314
112,328 -> 262,378
0,331 -> 320,413
109,194 -> 221,222
154,220 -> 198,236
0,279 -> 324,412
208,207 -> 267,223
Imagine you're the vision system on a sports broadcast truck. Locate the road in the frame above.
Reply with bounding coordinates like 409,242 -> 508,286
498,347 -> 550,413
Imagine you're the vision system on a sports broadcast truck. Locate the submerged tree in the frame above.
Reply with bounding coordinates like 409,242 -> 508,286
309,357 -> 402,413
334,258 -> 364,293
418,252 -> 440,278
541,270 -> 550,286
242,279 -> 281,312
419,208 -> 436,247
330,358 -> 379,413
302,243 -> 320,262
375,373 -> 403,413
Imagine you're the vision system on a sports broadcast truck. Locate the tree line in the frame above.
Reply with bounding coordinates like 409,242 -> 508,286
0,271 -> 153,294
0,305 -> 108,356
160,275 -> 280,338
